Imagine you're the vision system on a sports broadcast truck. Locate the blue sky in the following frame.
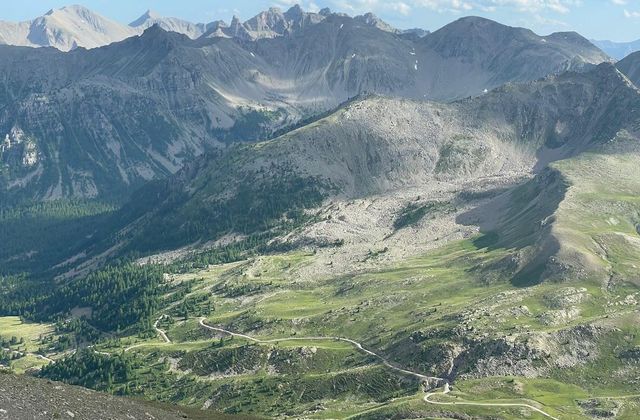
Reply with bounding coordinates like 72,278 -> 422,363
2,1 -> 639,42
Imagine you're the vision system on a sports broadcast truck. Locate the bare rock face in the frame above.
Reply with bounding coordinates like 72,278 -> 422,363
353,12 -> 399,34
0,8 -> 609,205
1,126 -> 39,177
96,63 -> 636,259
449,324 -> 605,379
201,6 -> 395,41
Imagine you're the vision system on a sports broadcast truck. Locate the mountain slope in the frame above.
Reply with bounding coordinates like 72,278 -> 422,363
616,50 -> 640,86
0,13 -> 609,205
415,17 -> 610,100
67,64 -> 637,274
129,10 -> 209,39
7,65 -> 640,419
0,5 -> 138,51
0,372 -> 251,419
0,27 -> 298,204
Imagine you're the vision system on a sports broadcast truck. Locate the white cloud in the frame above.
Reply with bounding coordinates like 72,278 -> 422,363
332,0 -> 416,15
390,2 -> 413,15
332,0 -> 582,15
624,8 -> 640,17
275,0 -> 321,12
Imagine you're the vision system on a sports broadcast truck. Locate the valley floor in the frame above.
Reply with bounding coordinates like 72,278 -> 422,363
10,241 -> 635,418
3,142 -> 640,419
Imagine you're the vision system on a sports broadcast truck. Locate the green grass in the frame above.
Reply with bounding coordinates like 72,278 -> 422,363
0,316 -> 54,352
8,354 -> 50,373
18,147 -> 640,418
550,151 -> 640,284
0,316 -> 56,373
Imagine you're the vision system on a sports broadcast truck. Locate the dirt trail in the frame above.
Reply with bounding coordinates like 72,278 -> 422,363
124,316 -> 171,352
199,318 -> 560,419
154,316 -> 171,344
198,318 -> 443,384
2,347 -> 55,364
424,383 -> 559,419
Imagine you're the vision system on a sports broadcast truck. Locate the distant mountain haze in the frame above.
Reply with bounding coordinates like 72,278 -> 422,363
592,39 -> 640,61
0,5 -> 139,51
0,4 -> 410,51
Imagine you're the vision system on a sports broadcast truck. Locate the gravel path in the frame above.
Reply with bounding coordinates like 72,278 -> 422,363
199,318 -> 560,419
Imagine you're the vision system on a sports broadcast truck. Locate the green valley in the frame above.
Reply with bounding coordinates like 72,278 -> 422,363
21,139 -> 640,417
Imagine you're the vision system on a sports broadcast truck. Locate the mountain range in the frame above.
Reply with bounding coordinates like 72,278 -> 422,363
61,61 -> 640,281
0,5 -> 139,51
592,38 -> 640,60
3,5 -> 640,419
0,7 -> 609,206
0,4 -> 422,52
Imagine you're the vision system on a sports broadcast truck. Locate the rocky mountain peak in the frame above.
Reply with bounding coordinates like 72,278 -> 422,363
58,4 -> 94,14
134,24 -> 192,51
590,61 -> 636,89
142,23 -> 162,34
354,12 -> 398,33
207,4 -> 326,41
144,9 -> 161,19
284,4 -> 304,19
0,5 -> 138,51
129,9 -> 162,27
128,8 -> 209,39
437,15 -> 532,39
245,8 -> 286,33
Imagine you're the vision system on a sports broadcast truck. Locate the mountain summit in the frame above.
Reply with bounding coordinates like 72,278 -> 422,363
202,5 -> 327,40
0,5 -> 138,51
129,9 -> 209,39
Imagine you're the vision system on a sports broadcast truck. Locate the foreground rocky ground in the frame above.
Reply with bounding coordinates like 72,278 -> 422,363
0,372 -> 251,420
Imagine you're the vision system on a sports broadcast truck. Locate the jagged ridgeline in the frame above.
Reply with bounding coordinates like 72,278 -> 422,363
0,10 -> 608,206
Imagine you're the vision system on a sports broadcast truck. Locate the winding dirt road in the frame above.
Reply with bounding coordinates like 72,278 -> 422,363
424,384 -> 559,420
198,318 -> 443,383
123,316 -> 171,352
153,317 -> 171,344
198,318 -> 560,419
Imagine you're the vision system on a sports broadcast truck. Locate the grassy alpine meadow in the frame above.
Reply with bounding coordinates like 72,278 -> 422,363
0,316 -> 55,350
0,316 -> 57,373
82,241 -> 631,417
5,147 -> 639,418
